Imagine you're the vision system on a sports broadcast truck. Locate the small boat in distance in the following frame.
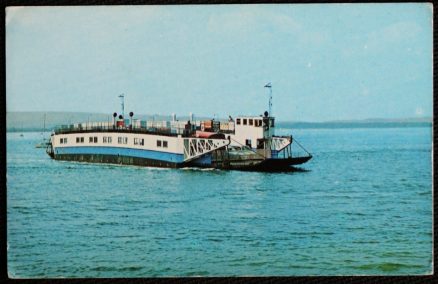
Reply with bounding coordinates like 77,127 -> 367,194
35,138 -> 50,148
19,122 -> 24,137
46,87 -> 312,171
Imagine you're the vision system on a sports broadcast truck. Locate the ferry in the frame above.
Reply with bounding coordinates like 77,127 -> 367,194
46,91 -> 312,171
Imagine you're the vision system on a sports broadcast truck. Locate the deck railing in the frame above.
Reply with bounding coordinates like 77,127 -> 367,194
53,124 -> 192,137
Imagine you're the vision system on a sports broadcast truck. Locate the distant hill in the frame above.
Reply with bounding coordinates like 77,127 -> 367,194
323,117 -> 432,123
6,111 -> 433,132
277,117 -> 432,129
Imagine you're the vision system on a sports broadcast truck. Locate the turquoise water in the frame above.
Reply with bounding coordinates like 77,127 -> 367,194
7,127 -> 432,277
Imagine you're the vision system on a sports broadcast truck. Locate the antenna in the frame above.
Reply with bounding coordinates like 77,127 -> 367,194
264,82 -> 272,116
43,113 -> 46,134
118,93 -> 125,118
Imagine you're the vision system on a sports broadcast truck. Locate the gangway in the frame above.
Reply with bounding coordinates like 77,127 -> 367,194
183,138 -> 230,162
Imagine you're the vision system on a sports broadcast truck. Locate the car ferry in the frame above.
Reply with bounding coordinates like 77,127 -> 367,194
46,92 -> 312,171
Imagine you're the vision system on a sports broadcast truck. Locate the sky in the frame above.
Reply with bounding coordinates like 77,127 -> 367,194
6,4 -> 433,122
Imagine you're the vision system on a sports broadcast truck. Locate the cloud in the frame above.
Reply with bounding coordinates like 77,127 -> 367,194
206,5 -> 330,50
266,12 -> 301,34
365,21 -> 422,52
340,20 -> 424,59
6,6 -> 161,33
207,6 -> 300,37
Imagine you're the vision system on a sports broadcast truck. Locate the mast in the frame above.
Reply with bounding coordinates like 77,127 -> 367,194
264,82 -> 272,116
119,93 -> 125,118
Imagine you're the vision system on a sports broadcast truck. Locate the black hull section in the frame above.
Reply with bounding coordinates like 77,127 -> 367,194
53,153 -> 182,168
253,156 -> 312,171
215,156 -> 312,171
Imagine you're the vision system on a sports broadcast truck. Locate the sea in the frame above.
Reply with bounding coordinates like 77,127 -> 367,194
6,126 -> 433,277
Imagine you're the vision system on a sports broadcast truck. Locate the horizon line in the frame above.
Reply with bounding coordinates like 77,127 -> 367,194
6,110 -> 432,124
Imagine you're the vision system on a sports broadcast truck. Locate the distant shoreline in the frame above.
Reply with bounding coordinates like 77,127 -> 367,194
6,111 -> 432,132
276,121 -> 432,129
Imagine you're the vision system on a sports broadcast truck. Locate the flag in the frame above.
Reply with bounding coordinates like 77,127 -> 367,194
264,82 -> 271,88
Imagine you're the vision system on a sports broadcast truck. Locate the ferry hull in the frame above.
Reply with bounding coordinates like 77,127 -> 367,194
51,153 -> 311,171
53,153 -> 182,168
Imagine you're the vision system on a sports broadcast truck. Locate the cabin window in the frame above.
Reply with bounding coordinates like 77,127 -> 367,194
236,118 -> 241,125
80,137 -> 84,143
118,137 -> 123,144
163,141 -> 168,148
243,119 -> 247,125
94,137 -> 98,143
89,137 -> 93,143
108,137 -> 112,143
135,138 -> 144,145
245,139 -> 252,148
103,137 -> 107,143
123,137 -> 128,144
60,138 -> 63,144
76,137 -> 80,143
157,140 -> 162,147
257,120 -> 262,127
249,119 -> 253,126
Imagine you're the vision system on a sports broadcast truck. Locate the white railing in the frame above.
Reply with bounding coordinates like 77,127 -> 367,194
183,138 -> 230,162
